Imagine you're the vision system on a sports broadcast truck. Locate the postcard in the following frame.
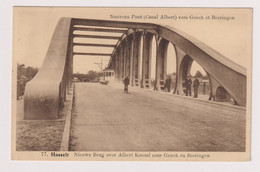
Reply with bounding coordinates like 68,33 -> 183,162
11,7 -> 252,161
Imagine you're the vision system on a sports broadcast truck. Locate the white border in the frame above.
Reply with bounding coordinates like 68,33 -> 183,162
1,0 -> 260,171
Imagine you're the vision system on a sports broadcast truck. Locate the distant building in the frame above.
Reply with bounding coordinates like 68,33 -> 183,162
73,77 -> 80,82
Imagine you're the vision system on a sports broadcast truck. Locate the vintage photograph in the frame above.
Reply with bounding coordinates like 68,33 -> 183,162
11,7 -> 252,161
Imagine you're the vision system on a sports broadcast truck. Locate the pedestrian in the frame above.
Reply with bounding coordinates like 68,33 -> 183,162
185,76 -> 192,96
153,80 -> 157,91
123,76 -> 130,93
188,77 -> 192,96
163,78 -> 168,92
167,76 -> 172,92
193,76 -> 200,98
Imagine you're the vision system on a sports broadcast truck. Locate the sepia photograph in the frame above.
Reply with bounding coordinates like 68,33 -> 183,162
11,7 -> 252,161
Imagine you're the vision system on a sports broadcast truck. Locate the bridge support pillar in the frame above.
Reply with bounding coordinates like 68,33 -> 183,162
154,36 -> 160,91
132,32 -> 142,87
208,75 -> 221,101
125,39 -> 130,79
130,37 -> 134,86
119,44 -> 124,81
141,32 -> 153,88
116,51 -> 121,81
118,46 -> 122,81
126,35 -> 134,86
123,41 -> 127,80
155,38 -> 168,91
114,51 -> 118,80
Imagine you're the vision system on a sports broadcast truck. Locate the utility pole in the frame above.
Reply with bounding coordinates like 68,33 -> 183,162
94,58 -> 109,82
94,58 -> 109,71
94,59 -> 103,71
94,59 -> 104,82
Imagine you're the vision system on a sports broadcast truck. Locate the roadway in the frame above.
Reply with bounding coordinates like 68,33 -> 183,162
69,82 -> 246,151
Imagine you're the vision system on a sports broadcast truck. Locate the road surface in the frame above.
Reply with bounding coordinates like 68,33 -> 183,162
69,82 -> 246,151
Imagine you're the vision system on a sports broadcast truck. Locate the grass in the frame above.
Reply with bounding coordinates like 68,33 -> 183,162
16,120 -> 65,151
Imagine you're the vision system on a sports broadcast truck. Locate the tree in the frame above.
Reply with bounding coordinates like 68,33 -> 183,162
195,70 -> 203,78
17,63 -> 39,99
17,63 -> 25,80
87,70 -> 99,81
73,71 -> 102,82
202,74 -> 209,80
25,66 -> 38,79
17,63 -> 38,81
73,72 -> 88,82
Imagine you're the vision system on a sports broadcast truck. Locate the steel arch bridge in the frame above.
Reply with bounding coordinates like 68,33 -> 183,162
24,18 -> 247,119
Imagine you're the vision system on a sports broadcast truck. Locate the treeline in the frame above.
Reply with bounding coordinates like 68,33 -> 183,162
166,71 -> 208,80
73,70 -> 102,82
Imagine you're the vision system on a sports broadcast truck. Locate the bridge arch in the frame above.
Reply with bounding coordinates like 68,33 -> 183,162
166,42 -> 177,92
23,18 -> 246,119
175,55 -> 193,95
215,86 -> 232,103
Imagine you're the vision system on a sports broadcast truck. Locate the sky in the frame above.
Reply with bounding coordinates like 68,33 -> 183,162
13,8 -> 252,75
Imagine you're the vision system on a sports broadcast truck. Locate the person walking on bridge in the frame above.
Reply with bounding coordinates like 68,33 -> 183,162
163,77 -> 168,92
193,76 -> 200,98
166,76 -> 172,92
123,76 -> 130,93
185,76 -> 192,96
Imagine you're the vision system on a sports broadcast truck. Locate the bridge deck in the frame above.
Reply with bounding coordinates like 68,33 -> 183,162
69,82 -> 246,151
